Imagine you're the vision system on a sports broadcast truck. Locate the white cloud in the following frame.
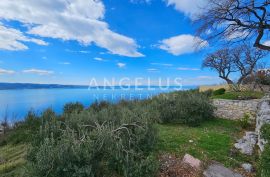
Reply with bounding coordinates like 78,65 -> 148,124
263,40 -> 270,46
0,0 -> 143,57
117,63 -> 126,68
94,57 -> 107,62
0,24 -> 48,51
65,49 -> 91,54
158,34 -> 208,55
59,62 -> 71,65
164,0 -> 207,18
197,76 -> 216,79
0,68 -> 15,74
130,0 -> 151,4
150,63 -> 173,67
177,67 -> 200,71
147,68 -> 159,72
22,69 -> 54,75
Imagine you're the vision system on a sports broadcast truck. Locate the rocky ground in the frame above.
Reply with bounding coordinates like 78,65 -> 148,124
158,153 -> 255,177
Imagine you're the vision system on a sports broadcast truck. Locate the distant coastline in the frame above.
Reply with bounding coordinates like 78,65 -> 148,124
0,83 -> 88,90
0,83 -> 198,90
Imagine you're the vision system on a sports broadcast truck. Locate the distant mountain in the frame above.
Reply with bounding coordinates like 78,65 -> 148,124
0,83 -> 88,90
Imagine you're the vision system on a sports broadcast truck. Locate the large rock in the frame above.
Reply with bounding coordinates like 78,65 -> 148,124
204,163 -> 243,177
234,131 -> 257,155
182,154 -> 201,169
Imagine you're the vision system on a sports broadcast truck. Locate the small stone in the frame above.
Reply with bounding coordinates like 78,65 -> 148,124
241,163 -> 253,173
189,140 -> 194,143
182,154 -> 201,169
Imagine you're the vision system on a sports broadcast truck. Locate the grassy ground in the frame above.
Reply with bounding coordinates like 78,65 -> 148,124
211,91 -> 264,100
155,118 -> 258,169
0,144 -> 27,177
0,119 -> 258,176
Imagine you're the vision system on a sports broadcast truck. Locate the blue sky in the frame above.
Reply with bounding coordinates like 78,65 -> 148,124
0,0 -> 266,86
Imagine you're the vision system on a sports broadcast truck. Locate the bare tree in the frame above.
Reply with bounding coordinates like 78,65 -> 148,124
203,48 -> 236,84
203,45 -> 267,85
196,0 -> 270,51
233,44 -> 267,84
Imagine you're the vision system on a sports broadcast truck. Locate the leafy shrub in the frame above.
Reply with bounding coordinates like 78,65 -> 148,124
260,144 -> 270,177
238,113 -> 251,129
63,102 -> 84,115
202,89 -> 213,97
261,124 -> 270,141
5,111 -> 41,144
211,91 -> 264,100
89,101 -> 111,112
259,124 -> 270,177
213,88 -> 226,96
151,91 -> 215,126
27,104 -> 158,177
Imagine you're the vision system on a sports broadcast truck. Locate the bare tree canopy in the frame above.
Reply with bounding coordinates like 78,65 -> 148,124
203,48 -> 236,84
202,44 -> 267,84
196,0 -> 270,51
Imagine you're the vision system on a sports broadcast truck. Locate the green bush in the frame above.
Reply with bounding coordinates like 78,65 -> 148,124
261,124 -> 270,141
202,89 -> 213,97
5,111 -> 41,144
259,124 -> 270,177
27,104 -> 158,177
213,88 -> 226,96
89,101 -> 111,112
238,113 -> 251,129
211,91 -> 264,100
151,91 -> 215,126
260,144 -> 270,177
63,102 -> 84,115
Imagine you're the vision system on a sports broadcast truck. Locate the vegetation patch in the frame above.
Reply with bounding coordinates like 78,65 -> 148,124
0,144 -> 27,177
0,90 -> 260,176
156,119 -> 258,168
211,91 -> 264,100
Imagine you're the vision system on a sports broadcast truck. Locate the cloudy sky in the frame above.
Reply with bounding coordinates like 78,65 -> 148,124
0,0 -> 262,86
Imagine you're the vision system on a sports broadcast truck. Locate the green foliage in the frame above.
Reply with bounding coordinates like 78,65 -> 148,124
63,102 -> 84,115
260,144 -> 270,177
211,91 -> 264,100
213,88 -> 226,96
89,101 -> 111,112
202,89 -> 213,97
5,111 -> 41,144
259,124 -> 270,177
151,91 -> 215,126
238,113 -> 251,129
156,119 -> 255,168
26,103 -> 158,177
2,90 -> 219,176
0,144 -> 27,177
261,124 -> 270,141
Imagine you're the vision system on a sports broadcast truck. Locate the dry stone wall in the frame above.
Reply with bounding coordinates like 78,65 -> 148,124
213,99 -> 260,120
256,95 -> 270,151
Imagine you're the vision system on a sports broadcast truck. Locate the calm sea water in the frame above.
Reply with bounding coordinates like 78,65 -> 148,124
0,86 -> 196,121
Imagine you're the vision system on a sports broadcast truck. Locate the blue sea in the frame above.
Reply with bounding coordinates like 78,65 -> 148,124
0,86 -> 196,121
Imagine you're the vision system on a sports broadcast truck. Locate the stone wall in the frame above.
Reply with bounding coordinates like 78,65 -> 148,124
256,95 -> 270,151
213,99 -> 261,120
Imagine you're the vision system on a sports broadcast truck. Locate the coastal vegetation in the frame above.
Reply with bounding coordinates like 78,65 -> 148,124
0,90 -> 262,177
